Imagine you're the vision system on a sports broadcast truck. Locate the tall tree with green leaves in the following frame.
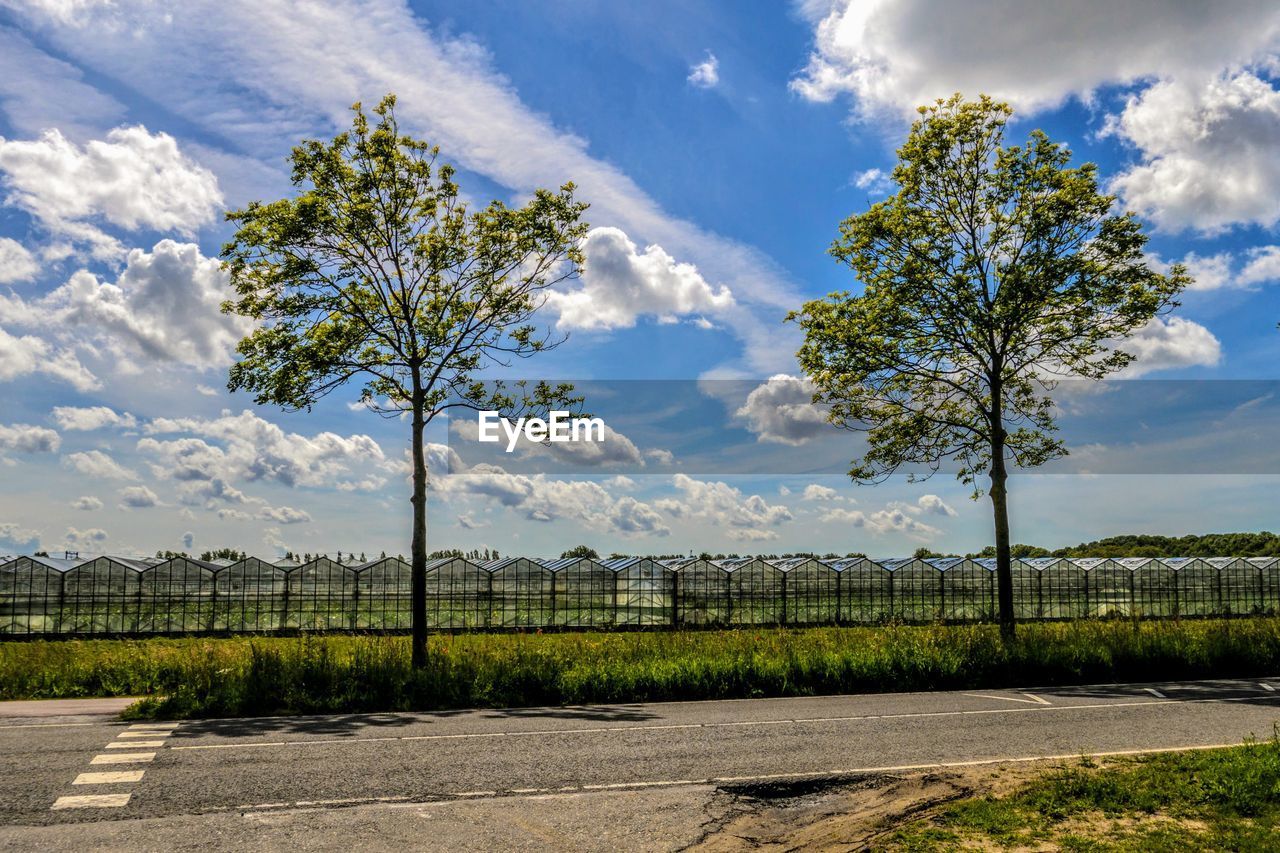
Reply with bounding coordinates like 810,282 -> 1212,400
222,95 -> 588,666
789,95 -> 1187,638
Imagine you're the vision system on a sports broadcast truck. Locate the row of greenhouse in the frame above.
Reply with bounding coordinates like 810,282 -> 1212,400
2,553 -> 1280,636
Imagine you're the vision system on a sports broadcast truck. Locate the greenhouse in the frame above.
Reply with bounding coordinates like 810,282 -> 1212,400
602,557 -> 673,626
485,557 -> 554,628
217,557 -> 289,632
352,556 -> 411,630
665,557 -> 730,626
1,552 -> 1279,637
773,556 -> 838,624
541,557 -> 614,628
424,555 -> 488,630
137,556 -> 219,633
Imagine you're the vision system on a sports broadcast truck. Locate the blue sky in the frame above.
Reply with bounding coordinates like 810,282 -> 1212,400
2,0 -> 1280,559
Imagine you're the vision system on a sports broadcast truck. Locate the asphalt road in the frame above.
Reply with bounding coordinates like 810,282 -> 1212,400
2,676 -> 1280,850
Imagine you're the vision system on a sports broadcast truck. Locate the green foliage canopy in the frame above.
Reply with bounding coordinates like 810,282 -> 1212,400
220,94 -> 588,426
790,94 -> 1188,490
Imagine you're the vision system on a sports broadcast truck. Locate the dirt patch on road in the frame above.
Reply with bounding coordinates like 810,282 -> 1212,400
685,763 -> 1048,851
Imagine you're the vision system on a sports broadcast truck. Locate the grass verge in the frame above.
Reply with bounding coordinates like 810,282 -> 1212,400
885,734 -> 1280,850
1,618 -> 1279,718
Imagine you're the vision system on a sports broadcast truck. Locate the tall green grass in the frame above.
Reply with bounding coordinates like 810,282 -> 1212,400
2,619 -> 1279,718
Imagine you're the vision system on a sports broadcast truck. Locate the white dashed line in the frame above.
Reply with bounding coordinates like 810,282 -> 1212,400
49,725 -> 174,811
73,770 -> 146,785
90,752 -> 155,764
1262,683 -> 1277,692
52,794 -> 132,809
1144,687 -> 1168,699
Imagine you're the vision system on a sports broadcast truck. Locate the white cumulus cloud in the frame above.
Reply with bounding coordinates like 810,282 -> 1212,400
687,52 -> 719,89
790,0 -> 1280,116
117,484 -> 158,509
0,326 -> 98,391
1107,71 -> 1280,233
51,405 -> 136,431
0,125 -> 222,257
0,238 -> 38,284
655,474 -> 793,540
0,422 -> 60,453
43,240 -> 254,371
63,449 -> 137,480
548,227 -> 735,331
1119,316 -> 1222,377
734,375 -> 829,445
257,505 -> 312,525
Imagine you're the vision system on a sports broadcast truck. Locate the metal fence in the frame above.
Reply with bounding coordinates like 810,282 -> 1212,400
3,553 -> 1279,637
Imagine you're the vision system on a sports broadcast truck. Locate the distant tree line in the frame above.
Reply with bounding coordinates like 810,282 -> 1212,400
965,533 -> 1280,559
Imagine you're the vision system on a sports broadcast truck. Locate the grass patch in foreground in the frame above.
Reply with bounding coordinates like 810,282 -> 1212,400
886,734 -> 1280,851
1,618 -> 1280,718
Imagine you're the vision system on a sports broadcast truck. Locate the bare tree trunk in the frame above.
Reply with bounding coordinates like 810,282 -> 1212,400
989,422 -> 1016,641
409,383 -> 428,669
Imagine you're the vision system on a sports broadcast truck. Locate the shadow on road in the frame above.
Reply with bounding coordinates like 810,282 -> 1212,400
1038,677 -> 1280,708
170,703 -> 661,739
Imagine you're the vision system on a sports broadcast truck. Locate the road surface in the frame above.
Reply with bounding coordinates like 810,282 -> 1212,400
2,676 -> 1279,850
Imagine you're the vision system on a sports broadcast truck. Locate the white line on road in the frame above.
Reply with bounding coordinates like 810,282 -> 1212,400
1262,683 -> 1277,692
0,722 -> 97,730
106,739 -> 164,748
128,723 -> 178,730
1145,688 -> 1168,699
52,794 -> 131,809
1022,693 -> 1051,705
961,693 -> 1044,705
170,692 -> 1280,752
90,752 -> 155,764
73,770 -> 146,785
208,741 -> 1253,815
117,730 -> 171,738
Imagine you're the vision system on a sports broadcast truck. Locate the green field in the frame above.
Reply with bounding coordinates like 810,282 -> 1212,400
5,618 -> 1280,719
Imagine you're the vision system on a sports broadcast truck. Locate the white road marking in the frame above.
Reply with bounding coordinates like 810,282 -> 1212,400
0,722 -> 96,730
293,796 -> 412,807
215,797 -> 413,812
52,793 -> 131,809
90,752 -> 155,764
581,779 -> 701,790
208,741 -> 1255,814
117,730 -> 170,738
1262,683 -> 1277,692
171,692 -> 1280,753
73,770 -> 145,785
1022,693 -> 1051,706
961,693 -> 1044,705
128,723 -> 178,730
106,739 -> 164,748
1144,687 -> 1168,699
